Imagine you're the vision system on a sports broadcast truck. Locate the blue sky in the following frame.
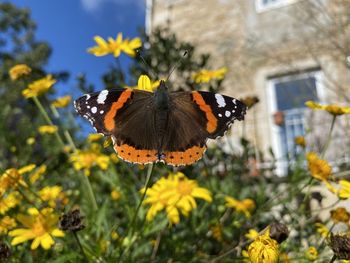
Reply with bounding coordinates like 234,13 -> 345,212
10,0 -> 146,95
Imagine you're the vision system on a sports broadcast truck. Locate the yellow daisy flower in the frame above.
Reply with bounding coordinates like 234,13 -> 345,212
107,33 -> 124,57
0,168 -> 27,193
9,64 -> 31,80
306,100 -> 350,116
111,190 -> 121,201
38,125 -> 58,135
338,180 -> 350,199
22,75 -> 56,98
0,192 -> 21,215
143,172 -> 212,224
51,95 -> 71,108
330,207 -> 350,223
137,75 -> 160,92
39,186 -> 68,208
9,208 -> 64,250
315,222 -> 329,238
305,246 -> 318,260
69,143 -> 110,176
0,216 -> 17,235
88,35 -> 111,56
225,196 -> 256,218
121,37 -> 142,57
245,229 -> 259,240
192,67 -> 227,83
294,136 -> 306,148
306,152 -> 332,181
247,229 -> 279,263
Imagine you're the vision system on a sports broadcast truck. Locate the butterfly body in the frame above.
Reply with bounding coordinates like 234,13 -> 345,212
74,82 -> 247,166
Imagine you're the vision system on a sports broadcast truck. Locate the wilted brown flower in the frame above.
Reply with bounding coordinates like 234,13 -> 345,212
0,241 -> 11,261
241,96 -> 260,109
58,209 -> 85,232
269,222 -> 289,244
329,234 -> 350,260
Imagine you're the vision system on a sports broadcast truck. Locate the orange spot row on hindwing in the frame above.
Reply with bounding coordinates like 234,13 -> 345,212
104,89 -> 133,131
114,144 -> 158,164
192,92 -> 217,133
163,145 -> 205,166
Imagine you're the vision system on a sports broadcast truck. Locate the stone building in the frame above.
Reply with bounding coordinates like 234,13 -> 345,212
146,0 -> 350,174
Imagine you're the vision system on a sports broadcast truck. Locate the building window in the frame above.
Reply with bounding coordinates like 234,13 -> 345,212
267,71 -> 324,175
255,0 -> 299,12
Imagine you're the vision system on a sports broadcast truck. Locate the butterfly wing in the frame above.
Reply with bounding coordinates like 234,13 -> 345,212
161,91 -> 246,166
74,88 -> 159,164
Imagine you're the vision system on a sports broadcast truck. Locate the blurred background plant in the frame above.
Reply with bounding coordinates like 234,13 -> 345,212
1,2 -> 350,263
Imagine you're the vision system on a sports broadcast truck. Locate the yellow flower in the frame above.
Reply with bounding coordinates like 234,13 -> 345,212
26,137 -> 36,145
29,164 -> 47,184
306,152 -> 332,181
51,95 -> 71,108
210,224 -> 223,242
294,136 -> 306,148
331,207 -> 350,223
22,75 -> 56,98
9,208 -> 64,250
39,186 -> 68,208
121,37 -> 142,57
137,75 -> 160,92
305,100 -> 350,116
143,172 -> 212,224
247,229 -> 279,263
338,180 -> 350,199
88,33 -> 141,58
38,125 -> 58,135
0,216 -> 17,234
315,222 -> 329,238
69,144 -> 110,176
0,192 -> 21,215
110,153 -> 119,163
192,67 -> 227,83
111,230 -> 119,240
0,168 -> 27,193
225,196 -> 256,218
111,190 -> 121,201
18,164 -> 36,174
87,133 -> 103,143
305,246 -> 318,260
245,229 -> 259,240
9,64 -> 31,80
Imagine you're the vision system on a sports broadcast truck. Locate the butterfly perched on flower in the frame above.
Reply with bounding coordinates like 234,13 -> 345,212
74,79 -> 246,166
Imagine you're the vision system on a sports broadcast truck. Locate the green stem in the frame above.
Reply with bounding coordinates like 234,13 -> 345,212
329,255 -> 336,263
73,231 -> 89,262
321,115 -> 337,158
130,163 -> 154,235
81,173 -> 98,211
32,96 -> 65,147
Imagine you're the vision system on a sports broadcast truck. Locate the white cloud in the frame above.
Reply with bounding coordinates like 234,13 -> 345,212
80,0 -> 145,13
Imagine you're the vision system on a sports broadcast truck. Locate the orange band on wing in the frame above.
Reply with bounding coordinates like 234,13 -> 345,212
163,145 -> 205,166
104,89 -> 133,131
114,144 -> 158,164
192,92 -> 217,133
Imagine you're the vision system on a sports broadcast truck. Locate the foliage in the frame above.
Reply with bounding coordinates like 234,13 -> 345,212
1,3 -> 350,263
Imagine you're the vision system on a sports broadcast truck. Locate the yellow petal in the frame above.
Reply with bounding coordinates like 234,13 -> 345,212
137,75 -> 152,92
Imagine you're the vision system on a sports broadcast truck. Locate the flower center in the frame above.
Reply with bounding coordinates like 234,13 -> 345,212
177,181 -> 193,196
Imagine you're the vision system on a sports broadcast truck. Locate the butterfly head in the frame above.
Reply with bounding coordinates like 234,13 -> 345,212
154,80 -> 169,110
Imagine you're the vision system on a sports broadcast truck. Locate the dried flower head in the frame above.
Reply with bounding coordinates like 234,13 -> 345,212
58,209 -> 85,232
329,234 -> 350,260
0,241 -> 11,261
269,222 -> 289,244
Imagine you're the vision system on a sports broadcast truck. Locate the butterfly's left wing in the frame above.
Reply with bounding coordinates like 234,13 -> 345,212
161,91 -> 246,166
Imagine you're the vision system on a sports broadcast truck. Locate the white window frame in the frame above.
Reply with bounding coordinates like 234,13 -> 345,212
255,0 -> 300,13
266,70 -> 325,176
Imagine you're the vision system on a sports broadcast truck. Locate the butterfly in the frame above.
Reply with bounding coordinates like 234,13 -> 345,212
74,80 -> 247,166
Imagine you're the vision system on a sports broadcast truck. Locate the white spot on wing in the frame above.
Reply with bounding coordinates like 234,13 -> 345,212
225,110 -> 231,117
91,106 -> 97,114
215,94 -> 226,108
86,94 -> 91,100
100,110 -> 104,114
218,113 -> 222,117
97,90 -> 108,104
232,99 -> 236,104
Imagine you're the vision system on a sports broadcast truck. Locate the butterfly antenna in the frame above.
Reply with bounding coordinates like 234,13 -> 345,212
166,50 -> 188,81
136,50 -> 158,80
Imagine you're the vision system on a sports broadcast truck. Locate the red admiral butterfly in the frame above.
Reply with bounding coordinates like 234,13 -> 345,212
74,81 -> 246,166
